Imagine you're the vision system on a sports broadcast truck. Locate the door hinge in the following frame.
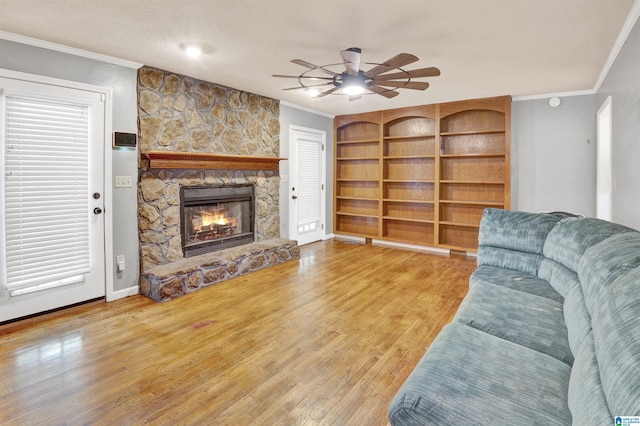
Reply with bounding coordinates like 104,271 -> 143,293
322,224 -> 324,230
322,144 -> 325,151
100,93 -> 106,102
322,184 -> 324,190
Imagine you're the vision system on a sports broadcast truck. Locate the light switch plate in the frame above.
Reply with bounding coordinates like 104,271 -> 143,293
115,176 -> 133,188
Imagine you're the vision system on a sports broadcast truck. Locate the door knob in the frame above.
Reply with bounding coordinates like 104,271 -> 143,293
93,207 -> 103,215
292,195 -> 298,200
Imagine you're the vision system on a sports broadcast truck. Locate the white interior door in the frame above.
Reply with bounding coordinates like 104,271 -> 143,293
0,75 -> 106,322
289,126 -> 325,246
597,96 -> 613,221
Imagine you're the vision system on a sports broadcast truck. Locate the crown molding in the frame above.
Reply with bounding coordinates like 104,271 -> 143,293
0,30 -> 143,70
512,89 -> 596,102
279,100 -> 335,119
593,0 -> 640,92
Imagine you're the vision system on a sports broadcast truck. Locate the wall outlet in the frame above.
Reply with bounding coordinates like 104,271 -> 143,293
116,254 -> 125,272
115,176 -> 133,188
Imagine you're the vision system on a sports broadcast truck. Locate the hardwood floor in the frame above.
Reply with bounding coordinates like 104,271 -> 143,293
0,239 -> 476,426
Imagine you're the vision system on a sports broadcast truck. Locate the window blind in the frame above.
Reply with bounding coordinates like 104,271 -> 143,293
297,137 -> 322,233
3,95 -> 90,294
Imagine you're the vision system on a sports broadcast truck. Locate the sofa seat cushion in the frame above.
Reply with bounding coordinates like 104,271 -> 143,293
455,280 -> 573,365
388,323 -> 572,425
471,265 -> 564,303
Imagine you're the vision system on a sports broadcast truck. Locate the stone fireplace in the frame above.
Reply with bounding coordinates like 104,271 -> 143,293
180,184 -> 255,257
136,66 -> 299,302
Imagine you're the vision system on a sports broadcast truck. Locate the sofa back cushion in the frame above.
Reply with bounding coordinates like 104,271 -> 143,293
567,332 -> 612,425
476,246 -> 544,277
563,284 -> 592,355
477,209 -> 564,275
578,232 -> 640,316
538,258 -> 582,298
590,266 -> 640,417
543,218 -> 633,274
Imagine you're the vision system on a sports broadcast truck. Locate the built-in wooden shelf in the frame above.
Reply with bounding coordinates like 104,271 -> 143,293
440,129 -> 505,136
334,96 -> 511,252
143,151 -> 286,171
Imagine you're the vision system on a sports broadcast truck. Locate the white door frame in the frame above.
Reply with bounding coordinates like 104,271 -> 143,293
288,125 -> 326,245
596,96 -> 613,221
0,68 -> 113,321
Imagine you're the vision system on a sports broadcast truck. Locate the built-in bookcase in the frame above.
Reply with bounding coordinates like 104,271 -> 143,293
334,96 -> 510,252
334,111 -> 382,238
381,105 -> 436,245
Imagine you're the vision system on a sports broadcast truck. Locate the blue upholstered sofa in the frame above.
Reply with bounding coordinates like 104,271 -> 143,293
388,208 -> 640,425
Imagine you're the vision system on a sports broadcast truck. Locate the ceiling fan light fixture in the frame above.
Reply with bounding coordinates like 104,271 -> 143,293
342,84 -> 365,96
306,88 -> 321,97
274,47 -> 440,100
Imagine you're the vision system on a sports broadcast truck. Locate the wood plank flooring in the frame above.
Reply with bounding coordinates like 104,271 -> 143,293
0,239 -> 476,426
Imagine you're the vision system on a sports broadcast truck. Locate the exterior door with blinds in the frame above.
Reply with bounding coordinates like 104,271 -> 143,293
0,76 -> 106,322
289,126 -> 325,246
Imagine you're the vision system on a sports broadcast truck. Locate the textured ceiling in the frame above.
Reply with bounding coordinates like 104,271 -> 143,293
0,0 -> 635,115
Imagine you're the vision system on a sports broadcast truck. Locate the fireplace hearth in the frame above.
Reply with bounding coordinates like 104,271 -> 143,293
180,184 -> 255,257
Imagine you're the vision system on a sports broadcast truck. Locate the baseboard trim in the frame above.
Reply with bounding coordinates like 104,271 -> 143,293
333,234 -> 366,244
107,285 -> 139,302
371,239 -> 451,255
323,233 -> 336,240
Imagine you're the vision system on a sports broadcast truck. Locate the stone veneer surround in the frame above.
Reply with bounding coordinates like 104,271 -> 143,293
137,66 -> 282,271
140,239 -> 300,302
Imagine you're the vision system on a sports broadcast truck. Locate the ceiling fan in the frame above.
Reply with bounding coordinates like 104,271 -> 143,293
273,47 -> 440,101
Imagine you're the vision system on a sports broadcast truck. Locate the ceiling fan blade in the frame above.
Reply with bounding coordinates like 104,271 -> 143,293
291,59 -> 340,76
272,74 -> 334,80
340,48 -> 361,76
368,85 -> 400,98
316,87 -> 340,97
364,53 -> 419,77
375,81 -> 429,90
282,82 -> 333,90
375,67 -> 441,81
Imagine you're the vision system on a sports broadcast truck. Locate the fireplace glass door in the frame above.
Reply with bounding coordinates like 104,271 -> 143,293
180,185 -> 254,257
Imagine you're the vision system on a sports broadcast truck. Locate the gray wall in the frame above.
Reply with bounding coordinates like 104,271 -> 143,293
512,95 -> 597,216
0,39 -> 140,293
278,104 -> 334,239
597,16 -> 640,230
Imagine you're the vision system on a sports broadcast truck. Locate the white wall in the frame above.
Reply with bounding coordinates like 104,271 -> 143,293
511,95 -> 597,216
0,38 -> 140,294
598,14 -> 640,230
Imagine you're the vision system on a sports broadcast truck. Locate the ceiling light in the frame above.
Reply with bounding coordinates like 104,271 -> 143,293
343,84 -> 365,96
185,45 -> 202,58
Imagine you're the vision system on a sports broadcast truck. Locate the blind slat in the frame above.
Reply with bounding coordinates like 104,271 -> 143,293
4,95 -> 91,292
297,138 -> 322,227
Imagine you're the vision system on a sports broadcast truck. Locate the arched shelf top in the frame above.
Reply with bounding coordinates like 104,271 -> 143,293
334,111 -> 382,128
383,116 -> 436,138
440,109 -> 506,134
382,105 -> 436,123
439,96 -> 510,118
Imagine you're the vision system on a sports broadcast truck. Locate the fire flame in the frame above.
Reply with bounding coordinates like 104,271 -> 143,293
195,209 -> 237,231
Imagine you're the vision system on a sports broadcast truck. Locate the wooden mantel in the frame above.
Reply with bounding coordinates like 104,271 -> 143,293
143,151 -> 286,171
